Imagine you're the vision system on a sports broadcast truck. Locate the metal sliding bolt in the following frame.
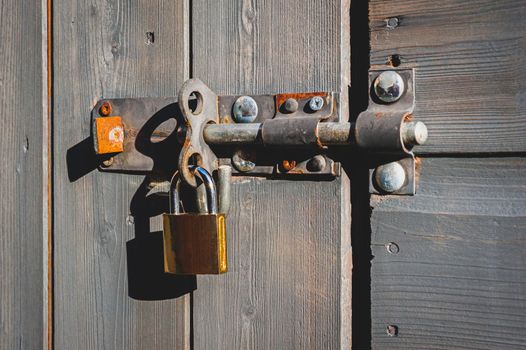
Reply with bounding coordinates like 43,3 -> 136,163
374,161 -> 406,193
308,96 -> 324,111
401,121 -> 428,147
233,96 -> 258,123
373,71 -> 405,103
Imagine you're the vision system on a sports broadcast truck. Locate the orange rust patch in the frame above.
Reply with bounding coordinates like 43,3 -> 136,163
94,116 -> 124,154
275,92 -> 327,110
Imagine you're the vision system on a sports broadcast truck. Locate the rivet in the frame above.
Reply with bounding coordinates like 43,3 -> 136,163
308,96 -> 324,111
284,98 -> 299,113
232,149 -> 256,172
307,155 -> 326,172
233,96 -> 258,123
374,161 -> 406,193
401,121 -> 428,147
373,71 -> 405,103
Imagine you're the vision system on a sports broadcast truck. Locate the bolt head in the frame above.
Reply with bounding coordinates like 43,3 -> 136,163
232,149 -> 256,172
308,96 -> 324,111
374,161 -> 406,193
233,96 -> 258,123
284,98 -> 299,113
373,71 -> 405,103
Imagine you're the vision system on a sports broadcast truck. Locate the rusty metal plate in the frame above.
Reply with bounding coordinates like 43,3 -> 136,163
92,98 -> 181,174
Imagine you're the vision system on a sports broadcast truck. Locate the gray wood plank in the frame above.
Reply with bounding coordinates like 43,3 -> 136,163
369,0 -> 526,154
53,1 -> 191,348
0,0 -> 46,348
191,1 -> 352,349
370,157 -> 526,350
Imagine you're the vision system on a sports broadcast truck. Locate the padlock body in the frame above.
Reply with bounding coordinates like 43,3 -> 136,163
163,213 -> 227,274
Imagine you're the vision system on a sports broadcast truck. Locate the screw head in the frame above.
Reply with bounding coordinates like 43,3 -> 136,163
284,98 -> 299,113
308,96 -> 324,111
374,161 -> 406,193
99,101 -> 112,116
233,96 -> 258,123
373,71 -> 405,103
232,149 -> 256,172
307,155 -> 327,172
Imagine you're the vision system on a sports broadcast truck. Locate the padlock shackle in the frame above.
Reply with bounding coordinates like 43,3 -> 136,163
169,172 -> 182,214
190,166 -> 218,214
168,166 -> 218,215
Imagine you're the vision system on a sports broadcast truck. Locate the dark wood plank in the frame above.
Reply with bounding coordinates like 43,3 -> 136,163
53,1 -> 191,348
369,0 -> 526,154
0,0 -> 46,348
191,0 -> 352,348
370,157 -> 526,350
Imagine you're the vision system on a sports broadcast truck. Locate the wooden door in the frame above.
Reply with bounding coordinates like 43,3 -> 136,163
1,0 -> 525,349
53,0 -> 351,349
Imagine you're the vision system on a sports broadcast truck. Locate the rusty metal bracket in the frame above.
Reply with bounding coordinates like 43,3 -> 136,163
90,69 -> 427,195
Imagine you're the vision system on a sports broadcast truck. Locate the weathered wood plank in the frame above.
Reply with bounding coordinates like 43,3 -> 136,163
0,0 -> 45,348
53,1 -> 191,348
370,157 -> 526,350
370,0 -> 526,154
191,1 -> 351,348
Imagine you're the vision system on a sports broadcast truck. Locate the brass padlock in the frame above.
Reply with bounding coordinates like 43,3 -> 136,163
163,166 -> 227,274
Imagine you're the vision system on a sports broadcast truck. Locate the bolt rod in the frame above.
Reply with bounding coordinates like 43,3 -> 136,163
202,122 -> 353,146
202,121 -> 427,148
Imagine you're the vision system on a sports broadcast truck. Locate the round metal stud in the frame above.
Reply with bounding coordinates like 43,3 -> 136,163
308,96 -> 324,111
373,71 -> 405,103
233,96 -> 258,123
374,161 -> 406,193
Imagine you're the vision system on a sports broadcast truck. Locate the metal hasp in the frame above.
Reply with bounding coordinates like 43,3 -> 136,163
91,69 -> 427,195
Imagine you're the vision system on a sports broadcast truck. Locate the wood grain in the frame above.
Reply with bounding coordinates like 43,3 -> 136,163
369,0 -> 526,154
191,0 -> 352,348
53,0 -> 191,348
370,157 -> 526,350
0,0 -> 45,348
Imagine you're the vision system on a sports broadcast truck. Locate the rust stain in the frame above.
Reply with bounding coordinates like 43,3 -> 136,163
94,116 -> 125,154
275,92 -> 327,110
